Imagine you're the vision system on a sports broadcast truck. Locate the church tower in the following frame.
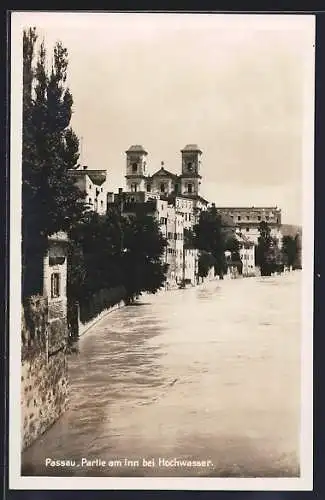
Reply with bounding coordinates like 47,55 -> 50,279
180,144 -> 202,196
125,145 -> 148,193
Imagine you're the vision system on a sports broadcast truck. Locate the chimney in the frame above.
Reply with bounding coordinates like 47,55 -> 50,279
118,188 -> 123,194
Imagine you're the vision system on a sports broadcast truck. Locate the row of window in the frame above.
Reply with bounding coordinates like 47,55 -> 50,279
232,215 -> 278,222
88,198 -> 104,208
168,248 -> 183,258
159,213 -> 192,225
132,161 -> 196,174
242,254 -> 254,260
130,183 -> 194,194
167,232 -> 183,240
89,185 -> 104,193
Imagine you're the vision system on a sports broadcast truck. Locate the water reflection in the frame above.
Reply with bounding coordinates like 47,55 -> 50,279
22,272 -> 301,477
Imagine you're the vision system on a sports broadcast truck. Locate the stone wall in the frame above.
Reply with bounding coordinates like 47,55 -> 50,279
21,296 -> 69,451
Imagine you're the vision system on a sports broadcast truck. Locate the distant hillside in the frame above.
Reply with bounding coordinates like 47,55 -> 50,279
280,224 -> 302,237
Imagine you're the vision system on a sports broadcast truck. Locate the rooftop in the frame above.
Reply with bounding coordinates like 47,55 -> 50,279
181,144 -> 202,153
125,145 -> 148,154
68,168 -> 107,185
216,206 -> 280,212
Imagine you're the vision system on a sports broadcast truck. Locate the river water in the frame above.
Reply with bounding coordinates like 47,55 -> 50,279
22,272 -> 301,477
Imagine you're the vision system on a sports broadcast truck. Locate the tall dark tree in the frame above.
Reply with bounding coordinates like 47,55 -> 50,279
121,211 -> 168,302
197,251 -> 216,280
193,206 -> 227,277
256,221 -> 278,276
22,28 -> 86,297
281,235 -> 297,269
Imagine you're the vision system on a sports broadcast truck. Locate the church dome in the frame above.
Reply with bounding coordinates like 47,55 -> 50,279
125,145 -> 148,154
181,144 -> 202,153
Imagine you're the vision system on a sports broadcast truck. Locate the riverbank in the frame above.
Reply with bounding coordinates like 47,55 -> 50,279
22,270 -> 302,478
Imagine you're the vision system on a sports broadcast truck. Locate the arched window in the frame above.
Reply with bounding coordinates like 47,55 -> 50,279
160,183 -> 165,193
132,162 -> 137,173
187,162 -> 193,171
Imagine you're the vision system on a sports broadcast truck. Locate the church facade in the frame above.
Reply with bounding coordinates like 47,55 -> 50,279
109,144 -> 209,287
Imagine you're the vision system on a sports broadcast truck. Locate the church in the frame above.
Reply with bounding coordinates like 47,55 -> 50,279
124,144 -> 209,214
106,144 -> 210,287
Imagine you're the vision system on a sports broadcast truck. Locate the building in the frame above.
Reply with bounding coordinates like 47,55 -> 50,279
68,166 -> 109,215
106,144 -> 210,288
224,230 -> 255,278
124,144 -> 209,221
236,231 -> 256,277
215,206 -> 282,246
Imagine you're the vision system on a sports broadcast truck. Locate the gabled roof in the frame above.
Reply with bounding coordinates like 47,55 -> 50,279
150,167 -> 178,180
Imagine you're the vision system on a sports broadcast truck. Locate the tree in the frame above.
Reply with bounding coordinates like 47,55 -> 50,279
225,235 -> 243,274
256,221 -> 279,276
281,235 -> 297,269
193,206 -> 227,277
198,251 -> 215,279
22,28 -> 86,297
121,211 -> 168,302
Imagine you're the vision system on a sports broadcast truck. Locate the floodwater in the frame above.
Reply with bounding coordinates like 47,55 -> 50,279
22,272 -> 301,477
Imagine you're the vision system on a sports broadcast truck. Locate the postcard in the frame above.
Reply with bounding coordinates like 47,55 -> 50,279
9,11 -> 314,491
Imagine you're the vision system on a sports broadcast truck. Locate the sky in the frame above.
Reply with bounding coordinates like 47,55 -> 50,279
14,12 -> 315,225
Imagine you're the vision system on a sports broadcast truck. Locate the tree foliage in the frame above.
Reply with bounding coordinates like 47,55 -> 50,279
256,221 -> 280,276
68,209 -> 168,313
281,235 -> 297,269
22,28 -> 86,297
193,206 -> 228,276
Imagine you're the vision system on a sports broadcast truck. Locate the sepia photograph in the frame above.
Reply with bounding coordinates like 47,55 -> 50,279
9,11 -> 314,490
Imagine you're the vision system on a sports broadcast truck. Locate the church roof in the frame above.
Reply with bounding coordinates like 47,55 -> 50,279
125,145 -> 148,154
150,167 -> 179,180
181,144 -> 202,153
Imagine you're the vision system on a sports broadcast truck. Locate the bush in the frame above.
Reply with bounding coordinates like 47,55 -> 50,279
79,286 -> 127,324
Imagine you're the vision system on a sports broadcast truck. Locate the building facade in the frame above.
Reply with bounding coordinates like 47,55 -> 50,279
68,166 -> 109,215
107,144 -> 208,288
216,206 -> 282,246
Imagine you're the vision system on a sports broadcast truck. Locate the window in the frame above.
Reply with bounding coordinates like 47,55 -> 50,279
175,184 -> 179,193
258,216 -> 261,221
101,187 -> 103,192
51,273 -> 60,299
189,214 -> 191,221
238,215 -> 241,221
187,183 -> 193,194
266,216 -> 269,221
89,184 -> 92,190
187,162 -> 193,171
88,197 -> 92,204
168,232 -> 172,239
131,183 -> 137,192
160,183 -> 166,193
132,162 -> 137,173
246,215 -> 249,220
146,184 -> 151,192
246,228 -> 249,232
101,200 -> 104,207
